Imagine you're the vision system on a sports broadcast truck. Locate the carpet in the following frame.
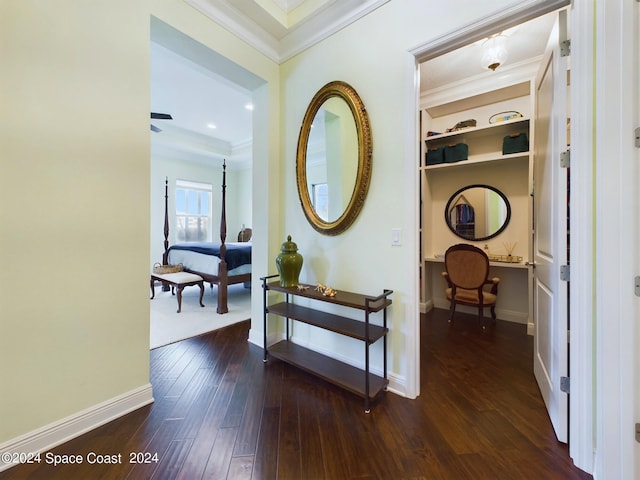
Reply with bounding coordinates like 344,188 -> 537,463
150,282 -> 251,349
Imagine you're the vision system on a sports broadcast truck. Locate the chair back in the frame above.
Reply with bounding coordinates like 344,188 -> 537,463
238,228 -> 252,242
444,243 -> 490,290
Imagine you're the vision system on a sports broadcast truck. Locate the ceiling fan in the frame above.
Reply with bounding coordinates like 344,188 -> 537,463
150,112 -> 172,132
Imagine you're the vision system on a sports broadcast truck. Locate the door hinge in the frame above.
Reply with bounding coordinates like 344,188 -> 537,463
635,276 -> 640,297
636,423 -> 640,443
560,264 -> 570,281
560,39 -> 571,57
560,376 -> 570,393
635,127 -> 640,148
560,149 -> 570,168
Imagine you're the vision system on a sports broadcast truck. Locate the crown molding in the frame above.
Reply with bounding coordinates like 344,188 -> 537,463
184,0 -> 390,63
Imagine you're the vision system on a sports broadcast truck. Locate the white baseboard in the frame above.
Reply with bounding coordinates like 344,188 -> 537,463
385,371 -> 409,398
0,384 -> 154,472
247,327 -> 264,348
420,300 -> 433,314
431,298 -> 529,324
527,322 -> 535,336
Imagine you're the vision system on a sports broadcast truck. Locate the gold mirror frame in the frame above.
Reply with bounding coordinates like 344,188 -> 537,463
296,81 -> 373,236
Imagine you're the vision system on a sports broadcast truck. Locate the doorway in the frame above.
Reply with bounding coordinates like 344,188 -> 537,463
415,2 -> 584,462
149,17 -> 266,346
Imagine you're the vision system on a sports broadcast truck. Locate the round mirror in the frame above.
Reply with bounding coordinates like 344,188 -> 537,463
296,81 -> 372,235
444,184 -> 511,241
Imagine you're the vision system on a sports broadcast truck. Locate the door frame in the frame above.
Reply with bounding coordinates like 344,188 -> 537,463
408,0 -> 594,472
592,0 -> 639,478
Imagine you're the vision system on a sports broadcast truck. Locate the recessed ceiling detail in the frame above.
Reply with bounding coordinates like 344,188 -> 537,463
184,0 -> 390,63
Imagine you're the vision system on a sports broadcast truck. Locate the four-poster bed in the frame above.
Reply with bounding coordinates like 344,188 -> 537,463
160,161 -> 251,314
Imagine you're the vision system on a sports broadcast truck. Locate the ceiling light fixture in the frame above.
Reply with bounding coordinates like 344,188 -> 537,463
245,103 -> 254,111
481,34 -> 508,71
207,123 -> 217,129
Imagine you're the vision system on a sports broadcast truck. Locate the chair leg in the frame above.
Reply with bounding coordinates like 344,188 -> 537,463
176,285 -> 183,313
490,305 -> 497,325
478,306 -> 485,331
448,301 -> 456,324
198,281 -> 205,308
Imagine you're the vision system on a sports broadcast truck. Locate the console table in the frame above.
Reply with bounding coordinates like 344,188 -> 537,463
261,275 -> 392,412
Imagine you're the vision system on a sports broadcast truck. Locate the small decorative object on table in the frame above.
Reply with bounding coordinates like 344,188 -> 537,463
315,283 -> 338,297
276,235 -> 303,287
502,241 -> 518,257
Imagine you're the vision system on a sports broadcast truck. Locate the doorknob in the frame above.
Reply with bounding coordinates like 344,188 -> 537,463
525,261 -> 536,268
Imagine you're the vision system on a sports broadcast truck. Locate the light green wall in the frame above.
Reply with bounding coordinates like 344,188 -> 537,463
0,0 -> 278,447
0,1 -> 152,441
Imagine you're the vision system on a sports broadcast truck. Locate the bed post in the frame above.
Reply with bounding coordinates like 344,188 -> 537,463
162,176 -> 170,264
217,160 -> 229,313
162,176 -> 170,291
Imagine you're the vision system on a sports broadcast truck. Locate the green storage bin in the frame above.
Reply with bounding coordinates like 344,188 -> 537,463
443,143 -> 468,163
426,147 -> 444,165
502,132 -> 529,154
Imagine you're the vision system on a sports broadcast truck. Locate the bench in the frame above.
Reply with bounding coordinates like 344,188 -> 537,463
150,271 -> 205,313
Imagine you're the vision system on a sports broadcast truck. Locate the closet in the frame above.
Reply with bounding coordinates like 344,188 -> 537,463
417,6 -> 572,446
419,61 -> 539,329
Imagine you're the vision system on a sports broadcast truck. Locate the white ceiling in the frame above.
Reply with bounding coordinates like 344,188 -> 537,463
150,41 -> 255,168
421,12 -> 556,93
151,2 -> 556,168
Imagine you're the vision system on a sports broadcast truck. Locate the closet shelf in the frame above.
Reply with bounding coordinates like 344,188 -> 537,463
425,117 -> 530,144
423,151 -> 529,170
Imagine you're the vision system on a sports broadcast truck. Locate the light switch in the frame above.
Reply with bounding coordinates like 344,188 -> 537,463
391,228 -> 402,246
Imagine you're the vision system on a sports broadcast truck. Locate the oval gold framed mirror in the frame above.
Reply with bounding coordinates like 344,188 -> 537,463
296,81 -> 372,235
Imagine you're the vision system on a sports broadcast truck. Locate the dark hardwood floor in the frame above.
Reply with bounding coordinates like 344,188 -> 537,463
1,309 -> 592,479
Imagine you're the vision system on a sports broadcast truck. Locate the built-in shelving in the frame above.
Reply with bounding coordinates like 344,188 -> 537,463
419,84 -> 533,324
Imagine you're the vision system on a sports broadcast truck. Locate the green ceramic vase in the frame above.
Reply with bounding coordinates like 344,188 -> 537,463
276,235 -> 303,287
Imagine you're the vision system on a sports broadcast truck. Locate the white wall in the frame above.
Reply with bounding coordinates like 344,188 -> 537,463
279,0 -> 521,396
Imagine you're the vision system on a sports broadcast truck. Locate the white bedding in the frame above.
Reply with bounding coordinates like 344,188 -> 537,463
167,247 -> 251,277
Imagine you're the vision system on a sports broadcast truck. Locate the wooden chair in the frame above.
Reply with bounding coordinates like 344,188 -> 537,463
442,243 -> 500,330
237,227 -> 252,242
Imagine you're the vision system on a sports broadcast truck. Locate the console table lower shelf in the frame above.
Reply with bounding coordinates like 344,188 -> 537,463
267,340 -> 389,401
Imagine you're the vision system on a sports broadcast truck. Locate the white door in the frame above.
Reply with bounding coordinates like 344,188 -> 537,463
532,11 -> 569,443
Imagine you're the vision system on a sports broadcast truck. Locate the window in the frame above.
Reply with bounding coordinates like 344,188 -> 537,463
312,183 -> 328,221
175,180 -> 212,242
